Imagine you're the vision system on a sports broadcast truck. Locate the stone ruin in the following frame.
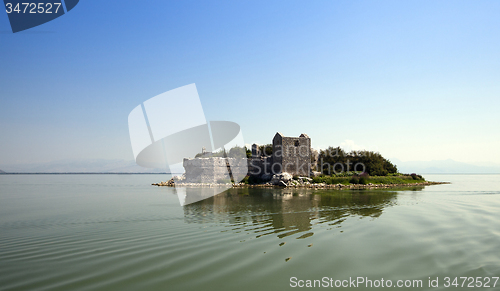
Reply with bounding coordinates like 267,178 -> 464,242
249,132 -> 311,179
180,132 -> 312,183
182,157 -> 247,183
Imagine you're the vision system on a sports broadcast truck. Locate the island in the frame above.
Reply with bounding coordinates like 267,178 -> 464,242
153,132 -> 448,189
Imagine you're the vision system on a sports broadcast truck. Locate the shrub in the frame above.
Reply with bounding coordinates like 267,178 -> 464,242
332,171 -> 356,177
387,173 -> 401,176
359,176 -> 368,185
317,147 -> 398,176
349,176 -> 360,184
258,144 -> 273,156
359,172 -> 370,178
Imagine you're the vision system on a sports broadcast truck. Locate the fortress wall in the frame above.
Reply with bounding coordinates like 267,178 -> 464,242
228,158 -> 249,182
248,156 -> 272,177
183,157 -> 248,183
183,158 -> 230,183
183,133 -> 312,183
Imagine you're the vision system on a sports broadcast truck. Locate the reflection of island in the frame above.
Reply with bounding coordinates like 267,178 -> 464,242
182,187 -> 421,239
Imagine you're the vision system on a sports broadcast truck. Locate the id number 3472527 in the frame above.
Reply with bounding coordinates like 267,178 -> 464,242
5,3 -> 62,14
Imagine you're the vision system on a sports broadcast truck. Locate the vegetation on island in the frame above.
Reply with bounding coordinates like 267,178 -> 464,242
193,145 -> 426,186
240,172 -> 425,186
258,144 -> 273,156
302,146 -> 425,185
246,145 -> 424,185
310,172 -> 425,186
316,147 -> 397,176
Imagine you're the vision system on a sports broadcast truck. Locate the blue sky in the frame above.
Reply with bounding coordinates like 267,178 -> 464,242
1,0 -> 499,167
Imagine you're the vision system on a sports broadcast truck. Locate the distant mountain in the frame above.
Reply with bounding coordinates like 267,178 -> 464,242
0,159 -> 183,174
390,158 -> 500,174
0,169 -> 6,174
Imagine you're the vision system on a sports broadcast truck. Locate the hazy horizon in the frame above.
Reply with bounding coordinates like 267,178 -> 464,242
1,156 -> 500,174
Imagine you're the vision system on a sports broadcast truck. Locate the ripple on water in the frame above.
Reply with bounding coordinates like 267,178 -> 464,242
1,175 -> 500,291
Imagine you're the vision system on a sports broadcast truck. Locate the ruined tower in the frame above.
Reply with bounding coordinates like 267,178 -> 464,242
272,132 -> 311,177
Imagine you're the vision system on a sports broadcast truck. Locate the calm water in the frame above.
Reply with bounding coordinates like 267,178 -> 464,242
0,174 -> 499,290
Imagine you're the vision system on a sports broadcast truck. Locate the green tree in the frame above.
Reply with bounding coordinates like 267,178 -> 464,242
316,147 -> 397,176
258,144 -> 273,156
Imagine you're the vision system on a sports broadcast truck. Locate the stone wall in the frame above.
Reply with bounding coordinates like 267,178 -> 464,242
227,158 -> 249,183
250,132 -> 312,178
183,132 -> 312,183
183,157 -> 248,183
183,157 -> 230,183
274,133 -> 311,177
248,155 -> 272,177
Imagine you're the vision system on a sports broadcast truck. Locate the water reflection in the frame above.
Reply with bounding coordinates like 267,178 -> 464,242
182,187 -> 423,239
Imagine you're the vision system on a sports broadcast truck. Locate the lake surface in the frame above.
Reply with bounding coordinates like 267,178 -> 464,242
1,174 -> 499,290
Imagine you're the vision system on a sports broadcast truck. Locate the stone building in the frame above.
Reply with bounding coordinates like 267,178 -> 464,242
183,157 -> 248,183
181,132 -> 312,183
183,157 -> 231,183
250,132 -> 312,178
272,133 -> 311,177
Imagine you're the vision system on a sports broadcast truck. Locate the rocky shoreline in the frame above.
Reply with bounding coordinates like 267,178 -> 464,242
152,179 -> 449,190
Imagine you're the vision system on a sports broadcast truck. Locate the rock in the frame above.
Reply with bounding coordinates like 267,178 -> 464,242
270,172 -> 293,185
261,173 -> 273,181
152,178 -> 175,187
278,180 -> 287,187
298,176 -> 312,182
311,171 -> 322,177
